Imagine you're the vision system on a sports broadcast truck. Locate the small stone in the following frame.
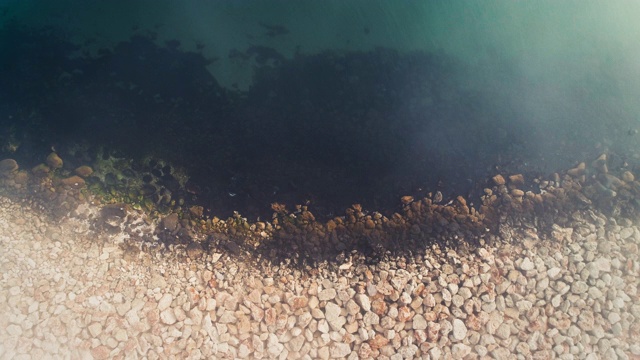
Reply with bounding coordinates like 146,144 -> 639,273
61,175 -> 85,188
158,293 -> 173,311
571,281 -> 588,294
0,159 -> 18,175
451,343 -> 471,358
324,302 -> 341,323
74,165 -> 93,177
186,242 -> 204,259
363,312 -> 380,326
519,258 -> 535,271
354,294 -> 371,312
330,342 -> 351,358
493,175 -> 506,185
91,345 -> 111,360
161,213 -> 180,232
46,152 -> 63,169
160,309 -> 177,325
452,318 -> 468,341
319,288 -> 337,301
495,323 -> 510,340
290,296 -> 309,310
547,267 -> 562,279
88,323 -> 102,337
413,314 -> 427,330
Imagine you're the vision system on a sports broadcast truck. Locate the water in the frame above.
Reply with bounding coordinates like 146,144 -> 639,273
1,1 -> 640,219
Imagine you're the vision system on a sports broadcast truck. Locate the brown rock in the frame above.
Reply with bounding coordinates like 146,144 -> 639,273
186,242 -> 204,259
401,196 -> 414,205
508,174 -> 524,185
60,175 -> 85,188
492,175 -> 506,186
31,163 -> 50,177
74,165 -> 93,177
91,345 -> 111,360
371,299 -> 387,316
46,152 -> 63,169
622,171 -> 635,182
368,334 -> 389,350
290,296 -> 309,310
13,170 -> 29,185
510,189 -> 525,197
161,213 -> 180,232
0,159 -> 18,175
189,205 -> 204,218
365,218 -> 376,229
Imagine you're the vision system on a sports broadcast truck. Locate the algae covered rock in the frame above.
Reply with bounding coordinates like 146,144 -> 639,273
46,152 -> 63,169
74,165 -> 94,177
31,163 -> 51,177
61,175 -> 86,188
0,159 -> 18,176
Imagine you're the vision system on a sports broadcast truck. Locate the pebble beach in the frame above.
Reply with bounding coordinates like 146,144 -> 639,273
1,177 -> 639,359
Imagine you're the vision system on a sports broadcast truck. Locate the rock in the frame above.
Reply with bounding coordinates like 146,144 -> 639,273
324,302 -> 341,323
88,322 -> 102,337
363,312 -> 380,326
160,308 -> 177,325
571,281 -> 588,294
46,152 -> 63,169
161,213 -> 180,232
318,288 -> 337,301
186,242 -> 204,259
31,163 -> 50,177
74,165 -> 93,177
452,318 -> 467,341
495,323 -> 511,340
267,333 -> 284,357
492,174 -> 506,186
189,205 -> 204,218
91,345 -> 111,360
61,175 -> 85,188
354,294 -> 371,312
0,159 -> 18,175
330,342 -> 351,358
519,257 -> 535,271
158,293 -> 173,311
622,171 -> 635,182
413,314 -> 427,330
451,344 -> 471,358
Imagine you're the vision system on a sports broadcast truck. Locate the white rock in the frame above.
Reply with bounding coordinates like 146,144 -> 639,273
160,308 -> 177,325
318,289 -> 337,301
452,319 -> 467,341
324,302 -> 341,323
451,343 -> 471,358
330,342 -> 351,358
354,294 -> 371,312
158,293 -> 173,311
519,258 -> 535,271
413,314 -> 427,330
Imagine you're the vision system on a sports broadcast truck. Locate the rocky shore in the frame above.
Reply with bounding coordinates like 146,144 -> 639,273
1,154 -> 640,359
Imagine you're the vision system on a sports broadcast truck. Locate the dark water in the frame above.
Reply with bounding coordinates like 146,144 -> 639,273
2,1 -> 640,220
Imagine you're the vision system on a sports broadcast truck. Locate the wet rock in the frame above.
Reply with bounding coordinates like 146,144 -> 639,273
161,213 -> 180,232
60,175 -> 85,188
46,152 -> 63,169
189,205 -> 204,218
0,159 -> 18,175
31,163 -> 50,177
74,165 -> 93,177
492,175 -> 506,186
508,174 -> 524,185
622,171 -> 635,182
186,242 -> 204,259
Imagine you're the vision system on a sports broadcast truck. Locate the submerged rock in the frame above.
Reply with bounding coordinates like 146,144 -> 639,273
0,159 -> 18,175
74,165 -> 94,177
46,152 -> 63,169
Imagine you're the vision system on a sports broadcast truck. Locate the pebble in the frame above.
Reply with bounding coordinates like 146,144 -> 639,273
519,257 -> 535,271
452,318 -> 467,341
160,309 -> 177,325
